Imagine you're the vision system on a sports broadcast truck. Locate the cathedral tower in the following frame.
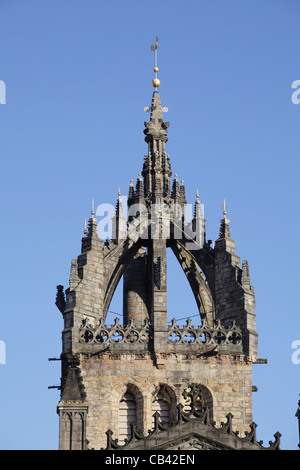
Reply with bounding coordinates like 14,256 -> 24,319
54,40 -> 280,451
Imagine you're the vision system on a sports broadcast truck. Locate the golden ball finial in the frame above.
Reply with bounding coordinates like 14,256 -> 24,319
153,66 -> 159,73
152,78 -> 160,88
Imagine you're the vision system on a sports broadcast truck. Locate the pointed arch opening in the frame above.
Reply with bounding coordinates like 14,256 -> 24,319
152,384 -> 177,428
118,383 -> 143,444
118,392 -> 136,444
168,241 -> 215,328
106,246 -> 150,328
166,248 -> 202,328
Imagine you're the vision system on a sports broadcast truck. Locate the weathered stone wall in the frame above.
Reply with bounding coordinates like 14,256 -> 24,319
79,351 -> 253,450
214,237 -> 258,360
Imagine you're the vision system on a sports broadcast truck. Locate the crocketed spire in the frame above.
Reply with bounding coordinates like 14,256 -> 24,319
87,199 -> 99,239
142,90 -> 171,203
112,189 -> 126,244
135,174 -> 145,202
218,200 -> 231,239
171,174 -> 180,200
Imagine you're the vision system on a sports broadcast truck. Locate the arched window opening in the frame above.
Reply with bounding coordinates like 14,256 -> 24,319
105,247 -> 150,329
152,392 -> 170,427
152,384 -> 177,428
166,249 -> 201,327
118,392 -> 136,444
105,271 -> 123,327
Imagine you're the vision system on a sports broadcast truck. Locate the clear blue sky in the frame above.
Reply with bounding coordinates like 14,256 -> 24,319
0,0 -> 299,450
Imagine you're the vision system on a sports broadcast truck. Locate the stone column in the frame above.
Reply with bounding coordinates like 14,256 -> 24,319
57,405 -> 88,450
150,237 -> 167,365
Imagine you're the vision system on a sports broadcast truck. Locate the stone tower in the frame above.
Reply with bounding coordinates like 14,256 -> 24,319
54,42 -> 281,451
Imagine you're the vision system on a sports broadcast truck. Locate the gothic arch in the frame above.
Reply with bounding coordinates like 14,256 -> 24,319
103,237 -> 215,326
102,237 -> 143,320
118,382 -> 144,440
170,240 -> 215,327
151,383 -> 177,427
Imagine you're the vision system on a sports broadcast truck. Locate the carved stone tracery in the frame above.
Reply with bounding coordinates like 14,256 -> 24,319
79,317 -> 151,345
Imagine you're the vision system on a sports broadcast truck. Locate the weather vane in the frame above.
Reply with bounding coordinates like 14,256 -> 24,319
144,37 -> 168,113
151,36 -> 160,89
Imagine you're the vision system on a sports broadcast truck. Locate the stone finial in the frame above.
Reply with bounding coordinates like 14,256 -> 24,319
193,190 -> 203,217
171,174 -> 180,199
80,201 -> 103,253
86,199 -> 99,239
179,180 -> 186,204
128,179 -> 135,206
55,285 -> 66,314
241,260 -> 251,288
135,174 -> 145,201
87,216 -> 99,238
61,355 -> 87,402
218,200 -> 231,239
70,259 -> 80,290
219,218 -> 231,239
112,189 -> 126,244
115,189 -> 124,217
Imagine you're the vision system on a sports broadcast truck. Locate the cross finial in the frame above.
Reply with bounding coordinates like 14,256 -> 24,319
221,199 -> 228,217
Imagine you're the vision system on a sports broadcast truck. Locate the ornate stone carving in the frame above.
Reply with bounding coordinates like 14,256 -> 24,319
182,383 -> 205,412
102,402 -> 281,451
79,317 -> 151,346
55,285 -> 66,314
167,318 -> 242,350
